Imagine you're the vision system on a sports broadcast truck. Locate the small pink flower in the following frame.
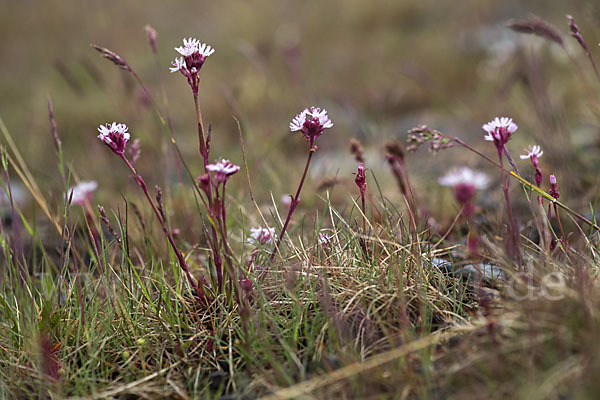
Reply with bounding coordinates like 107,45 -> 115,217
175,37 -> 200,57
206,159 -> 240,183
439,167 -> 488,214
483,117 -> 518,149
289,106 -> 333,142
355,163 -> 367,195
318,231 -> 333,247
281,194 -> 293,208
97,122 -> 130,155
171,37 -> 214,73
520,145 -> 543,161
521,145 -> 543,186
549,174 -> 560,199
248,226 -> 276,245
69,181 -> 98,206
169,57 -> 186,73
439,167 -> 489,190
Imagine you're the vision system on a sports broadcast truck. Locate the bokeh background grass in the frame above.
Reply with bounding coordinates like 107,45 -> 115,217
2,0 -> 599,217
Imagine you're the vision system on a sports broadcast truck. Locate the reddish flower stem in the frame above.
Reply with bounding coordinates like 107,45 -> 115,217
193,94 -> 208,168
120,154 -> 196,289
360,191 -> 367,234
498,148 -> 522,266
269,140 -> 316,263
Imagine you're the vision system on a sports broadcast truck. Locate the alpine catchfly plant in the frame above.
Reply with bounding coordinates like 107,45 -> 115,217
483,117 -> 522,264
483,117 -> 518,150
521,145 -> 550,248
197,158 -> 241,291
520,145 -> 544,187
270,106 -> 333,262
439,167 -> 488,217
439,167 -> 488,256
549,174 -> 560,200
289,106 -> 333,143
170,37 -> 215,167
548,174 -> 566,248
355,163 -> 367,198
96,122 -> 197,291
93,36 -> 245,301
355,162 -> 368,233
166,38 -> 243,296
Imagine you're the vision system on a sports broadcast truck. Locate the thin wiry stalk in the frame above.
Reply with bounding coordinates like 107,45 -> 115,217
270,140 -> 316,263
91,44 -> 207,202
193,93 -> 208,168
119,154 -> 196,290
498,148 -> 522,265
47,96 -> 65,189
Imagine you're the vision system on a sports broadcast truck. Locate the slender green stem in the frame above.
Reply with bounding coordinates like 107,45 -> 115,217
510,171 -> 600,232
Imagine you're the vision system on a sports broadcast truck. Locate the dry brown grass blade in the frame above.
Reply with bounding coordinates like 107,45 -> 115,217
261,328 -> 461,400
65,361 -> 182,400
0,117 -> 62,234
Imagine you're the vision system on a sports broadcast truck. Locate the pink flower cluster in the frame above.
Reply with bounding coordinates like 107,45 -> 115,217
483,117 -> 518,150
520,145 -> 543,163
206,159 -> 240,183
520,145 -> 544,187
69,181 -> 98,206
170,37 -> 214,74
248,226 -> 276,245
290,106 -> 334,143
170,37 -> 215,95
97,122 -> 130,155
549,174 -> 560,199
355,163 -> 367,196
439,167 -> 488,217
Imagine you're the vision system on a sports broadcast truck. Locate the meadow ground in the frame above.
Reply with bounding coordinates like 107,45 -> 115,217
1,0 -> 600,398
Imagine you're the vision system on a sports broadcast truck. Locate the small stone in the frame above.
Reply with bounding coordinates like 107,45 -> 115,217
456,264 -> 505,282
209,370 -> 229,391
429,257 -> 453,275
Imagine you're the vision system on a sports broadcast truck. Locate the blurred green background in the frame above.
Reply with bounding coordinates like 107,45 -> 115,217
1,0 -> 599,215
